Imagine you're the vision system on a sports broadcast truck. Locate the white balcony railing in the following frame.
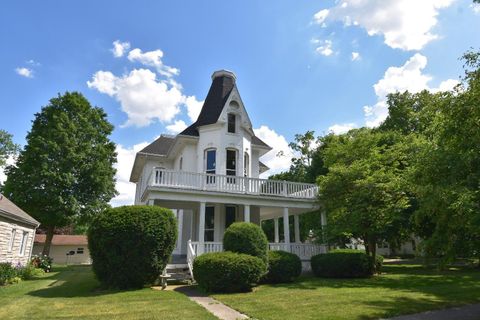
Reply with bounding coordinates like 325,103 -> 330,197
143,168 -> 319,200
187,240 -> 327,262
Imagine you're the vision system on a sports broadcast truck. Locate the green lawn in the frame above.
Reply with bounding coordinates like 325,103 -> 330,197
0,265 -> 216,320
213,263 -> 480,320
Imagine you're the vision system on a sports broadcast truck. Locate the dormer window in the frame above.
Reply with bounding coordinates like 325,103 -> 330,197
228,113 -> 236,133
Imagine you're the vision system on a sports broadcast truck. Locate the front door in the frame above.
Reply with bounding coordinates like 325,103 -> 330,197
172,209 -> 183,255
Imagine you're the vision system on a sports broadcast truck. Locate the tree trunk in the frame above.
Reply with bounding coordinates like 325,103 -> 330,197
42,225 -> 55,256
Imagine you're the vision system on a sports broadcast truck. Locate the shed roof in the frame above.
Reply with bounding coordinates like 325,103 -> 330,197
34,234 -> 88,246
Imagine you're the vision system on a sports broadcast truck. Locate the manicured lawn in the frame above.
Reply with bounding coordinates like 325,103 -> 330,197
0,265 -> 216,320
213,263 -> 480,320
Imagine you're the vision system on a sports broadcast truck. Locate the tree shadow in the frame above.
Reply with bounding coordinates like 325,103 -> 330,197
250,263 -> 480,318
27,265 -> 144,298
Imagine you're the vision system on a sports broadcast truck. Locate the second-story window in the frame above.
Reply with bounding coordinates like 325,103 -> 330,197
226,149 -> 236,184
179,157 -> 183,171
206,149 -> 216,174
244,152 -> 249,177
227,113 -> 236,133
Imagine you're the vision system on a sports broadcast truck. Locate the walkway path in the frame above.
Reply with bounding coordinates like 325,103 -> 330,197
386,303 -> 480,320
171,285 -> 249,320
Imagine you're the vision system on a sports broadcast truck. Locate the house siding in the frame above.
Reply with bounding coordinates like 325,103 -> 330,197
32,244 -> 91,265
0,216 -> 36,266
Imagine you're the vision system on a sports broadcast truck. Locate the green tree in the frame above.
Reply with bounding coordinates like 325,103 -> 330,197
0,130 -> 18,167
318,128 -> 414,260
409,51 -> 480,266
3,92 -> 117,255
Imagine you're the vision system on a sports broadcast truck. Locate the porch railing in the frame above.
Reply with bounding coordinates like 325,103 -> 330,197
187,241 -> 327,263
144,168 -> 319,200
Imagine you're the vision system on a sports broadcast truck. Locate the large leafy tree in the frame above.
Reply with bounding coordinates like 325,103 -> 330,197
318,129 -> 414,259
408,51 -> 480,265
3,92 -> 117,255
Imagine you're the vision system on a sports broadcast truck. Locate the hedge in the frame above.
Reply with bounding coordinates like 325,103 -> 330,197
263,250 -> 302,283
311,249 -> 383,278
223,222 -> 268,264
88,205 -> 177,289
193,251 -> 266,293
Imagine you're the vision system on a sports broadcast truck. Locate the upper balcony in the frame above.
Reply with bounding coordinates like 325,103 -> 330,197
140,168 -> 319,200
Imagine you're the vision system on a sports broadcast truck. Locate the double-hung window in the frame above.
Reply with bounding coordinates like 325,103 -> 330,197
19,231 -> 28,256
205,149 -> 216,184
8,229 -> 16,252
226,149 -> 236,184
227,113 -> 236,133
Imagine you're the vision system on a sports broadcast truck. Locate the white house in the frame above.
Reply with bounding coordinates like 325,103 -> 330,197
130,70 -> 326,276
0,194 -> 40,266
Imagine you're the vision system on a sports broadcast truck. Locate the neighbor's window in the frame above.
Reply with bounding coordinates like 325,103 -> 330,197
227,113 -> 236,133
8,229 -> 16,252
19,231 -> 28,256
77,248 -> 84,254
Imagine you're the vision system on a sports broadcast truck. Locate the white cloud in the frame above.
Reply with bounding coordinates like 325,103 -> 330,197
15,67 -> 33,78
128,48 -> 179,78
314,0 -> 455,50
254,126 -> 293,177
313,9 -> 330,25
315,40 -> 333,56
351,52 -> 360,61
364,53 -> 458,127
111,40 -> 131,58
110,141 -> 149,207
88,68 -> 186,127
90,43 -> 204,129
328,123 -> 358,134
166,120 -> 188,134
185,95 -> 203,122
471,3 -> 480,14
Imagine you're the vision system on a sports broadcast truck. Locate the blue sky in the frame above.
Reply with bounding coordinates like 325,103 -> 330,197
1,0 -> 479,205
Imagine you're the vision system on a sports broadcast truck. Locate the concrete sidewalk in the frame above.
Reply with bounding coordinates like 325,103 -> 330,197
174,286 -> 248,320
386,303 -> 480,320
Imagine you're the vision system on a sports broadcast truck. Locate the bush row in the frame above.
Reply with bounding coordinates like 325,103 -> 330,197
311,249 -> 383,278
0,261 -> 45,286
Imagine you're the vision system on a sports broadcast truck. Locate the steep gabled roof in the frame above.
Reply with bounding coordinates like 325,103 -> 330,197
0,194 -> 40,227
139,135 -> 175,156
180,70 -> 271,150
180,72 -> 235,136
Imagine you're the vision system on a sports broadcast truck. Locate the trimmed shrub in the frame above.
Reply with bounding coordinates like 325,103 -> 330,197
0,263 -> 17,286
223,222 -> 268,264
311,249 -> 379,278
193,251 -> 266,293
263,250 -> 302,283
88,205 -> 177,289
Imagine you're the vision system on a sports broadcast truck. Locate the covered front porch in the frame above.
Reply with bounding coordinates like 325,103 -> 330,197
149,196 -> 327,272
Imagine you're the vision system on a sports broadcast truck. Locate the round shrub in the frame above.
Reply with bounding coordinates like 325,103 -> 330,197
263,250 -> 302,283
193,251 -> 266,293
311,249 -> 377,278
223,222 -> 268,264
88,205 -> 177,289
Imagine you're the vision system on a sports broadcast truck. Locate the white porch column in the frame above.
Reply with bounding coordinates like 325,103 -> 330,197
177,209 -> 184,252
244,204 -> 250,222
274,218 -> 279,243
321,210 -> 327,244
283,207 -> 290,251
198,202 -> 206,255
294,214 -> 301,243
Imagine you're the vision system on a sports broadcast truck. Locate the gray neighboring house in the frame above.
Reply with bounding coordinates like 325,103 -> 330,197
0,194 -> 40,265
